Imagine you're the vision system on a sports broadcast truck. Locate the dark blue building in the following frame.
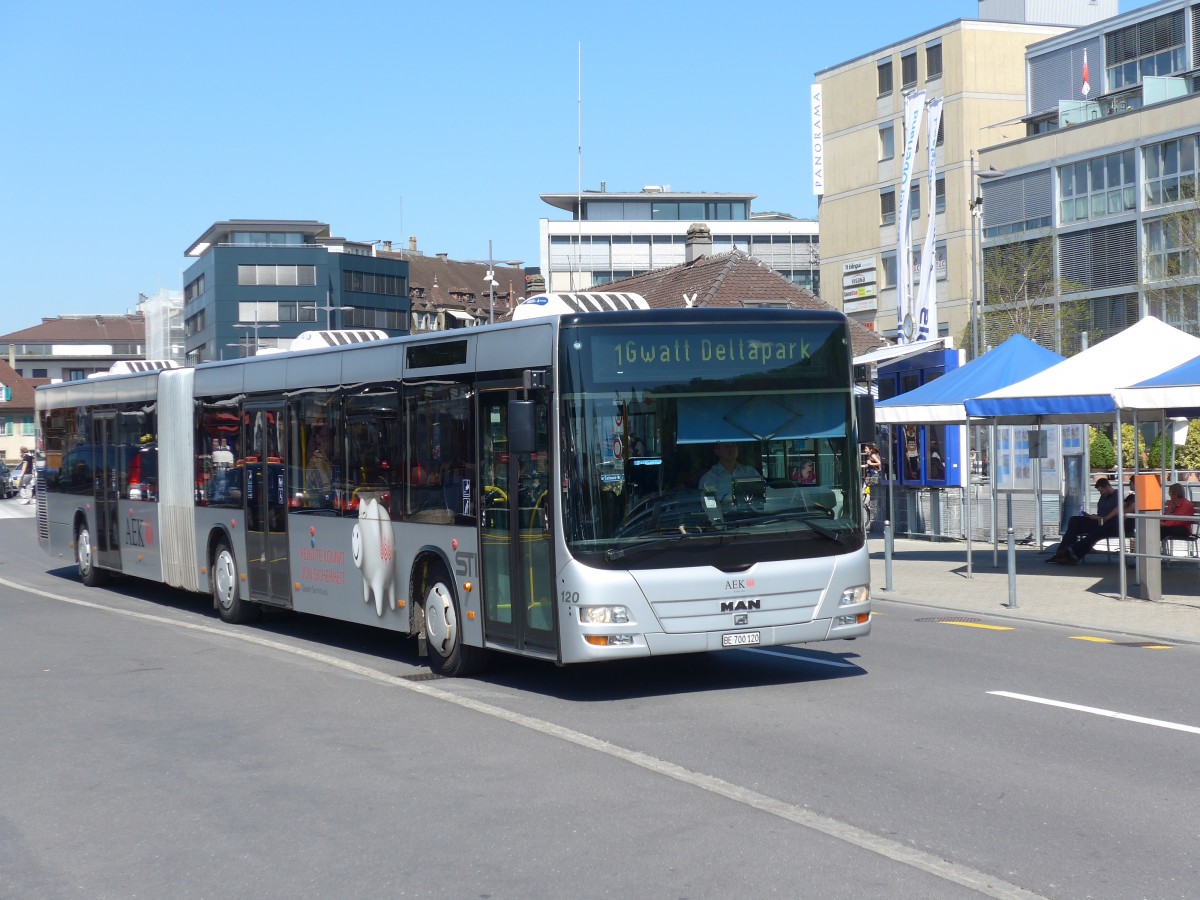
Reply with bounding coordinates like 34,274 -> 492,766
182,220 -> 410,363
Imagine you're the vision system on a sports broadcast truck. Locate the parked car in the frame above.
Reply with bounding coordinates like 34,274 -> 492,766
1,462 -> 17,499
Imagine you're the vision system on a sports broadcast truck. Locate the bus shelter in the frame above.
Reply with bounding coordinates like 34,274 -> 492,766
966,316 -> 1200,598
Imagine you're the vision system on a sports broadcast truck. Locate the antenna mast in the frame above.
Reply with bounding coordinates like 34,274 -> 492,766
575,41 -> 582,291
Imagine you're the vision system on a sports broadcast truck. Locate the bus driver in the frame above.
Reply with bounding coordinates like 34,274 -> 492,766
699,441 -> 760,504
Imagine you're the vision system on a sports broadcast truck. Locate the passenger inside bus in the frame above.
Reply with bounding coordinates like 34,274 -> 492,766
305,425 -> 337,505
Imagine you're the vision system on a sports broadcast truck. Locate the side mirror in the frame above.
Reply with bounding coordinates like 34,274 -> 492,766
509,399 -> 536,454
855,395 -> 876,442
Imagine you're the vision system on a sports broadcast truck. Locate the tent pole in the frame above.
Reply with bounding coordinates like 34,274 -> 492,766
991,423 -> 999,567
966,414 -> 973,577
1117,409 -> 1127,600
1034,419 -> 1043,552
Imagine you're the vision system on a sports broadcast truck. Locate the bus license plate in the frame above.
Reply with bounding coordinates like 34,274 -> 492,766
722,631 -> 760,647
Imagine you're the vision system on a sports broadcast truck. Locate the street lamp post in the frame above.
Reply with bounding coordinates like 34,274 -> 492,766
969,152 -> 1006,359
232,310 -> 279,356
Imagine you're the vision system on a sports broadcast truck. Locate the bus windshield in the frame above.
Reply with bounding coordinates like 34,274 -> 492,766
559,318 -> 863,564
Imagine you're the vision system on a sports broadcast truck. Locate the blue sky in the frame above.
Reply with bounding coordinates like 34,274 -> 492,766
0,0 -> 1155,320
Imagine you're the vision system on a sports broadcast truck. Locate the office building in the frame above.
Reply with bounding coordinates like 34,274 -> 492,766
979,0 -> 1200,353
538,188 -> 819,295
182,220 -> 410,364
813,0 -> 1113,341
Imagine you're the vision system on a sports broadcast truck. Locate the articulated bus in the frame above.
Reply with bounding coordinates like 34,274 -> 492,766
35,300 -> 871,675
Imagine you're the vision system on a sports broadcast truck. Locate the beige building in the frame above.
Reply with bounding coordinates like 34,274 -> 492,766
813,2 -> 1111,344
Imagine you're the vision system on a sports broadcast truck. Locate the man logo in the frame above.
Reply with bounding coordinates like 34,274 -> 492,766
720,598 -> 761,613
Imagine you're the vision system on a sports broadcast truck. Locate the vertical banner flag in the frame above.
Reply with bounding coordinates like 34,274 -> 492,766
895,89 -> 926,344
1081,48 -> 1090,98
914,97 -> 944,343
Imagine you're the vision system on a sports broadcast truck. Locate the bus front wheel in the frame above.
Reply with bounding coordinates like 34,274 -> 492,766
76,524 -> 106,587
212,540 -> 259,624
422,562 -> 485,677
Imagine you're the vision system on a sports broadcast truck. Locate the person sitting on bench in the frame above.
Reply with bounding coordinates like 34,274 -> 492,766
1050,476 -> 1134,565
1161,482 -> 1195,542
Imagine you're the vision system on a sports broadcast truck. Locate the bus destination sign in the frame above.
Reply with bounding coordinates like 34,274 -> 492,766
586,326 -> 840,385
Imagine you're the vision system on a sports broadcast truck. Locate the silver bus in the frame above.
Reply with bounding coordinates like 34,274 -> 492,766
35,302 -> 871,675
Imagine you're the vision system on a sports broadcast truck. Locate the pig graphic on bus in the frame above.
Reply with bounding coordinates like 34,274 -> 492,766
351,495 -> 398,617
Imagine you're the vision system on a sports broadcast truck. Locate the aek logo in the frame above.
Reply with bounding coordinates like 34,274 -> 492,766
724,578 -> 755,591
124,515 -> 153,548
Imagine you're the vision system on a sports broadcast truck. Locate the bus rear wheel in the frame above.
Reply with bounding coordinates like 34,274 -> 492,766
76,524 -> 106,587
212,540 -> 259,624
423,562 -> 486,677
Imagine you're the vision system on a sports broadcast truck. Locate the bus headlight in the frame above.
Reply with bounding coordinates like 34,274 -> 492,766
578,605 -> 629,624
839,585 -> 870,606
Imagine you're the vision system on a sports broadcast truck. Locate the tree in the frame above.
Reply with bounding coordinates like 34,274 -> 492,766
979,236 -> 1089,358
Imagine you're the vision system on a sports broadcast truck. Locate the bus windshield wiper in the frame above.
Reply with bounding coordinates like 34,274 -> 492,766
604,525 -> 712,560
721,510 -> 847,544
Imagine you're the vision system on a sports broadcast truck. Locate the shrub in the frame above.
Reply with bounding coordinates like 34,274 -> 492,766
1089,425 -> 1114,470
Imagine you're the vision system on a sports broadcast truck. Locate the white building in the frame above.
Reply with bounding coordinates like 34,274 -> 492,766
539,188 -> 820,295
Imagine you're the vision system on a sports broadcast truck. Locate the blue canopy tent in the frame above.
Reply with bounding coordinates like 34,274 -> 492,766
876,335 -> 1065,573
1113,352 -> 1200,418
877,334 -> 1063,425
967,317 -> 1200,598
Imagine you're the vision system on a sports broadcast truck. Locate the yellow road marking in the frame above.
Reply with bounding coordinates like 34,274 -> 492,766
1070,636 -> 1114,643
939,621 -> 1013,631
1143,645 -> 1173,650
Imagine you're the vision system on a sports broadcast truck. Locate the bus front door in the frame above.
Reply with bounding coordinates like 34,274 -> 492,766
244,404 -> 291,607
478,388 -> 558,658
92,413 -> 121,572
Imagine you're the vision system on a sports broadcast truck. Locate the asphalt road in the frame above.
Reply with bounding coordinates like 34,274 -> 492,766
1,516 -> 1197,899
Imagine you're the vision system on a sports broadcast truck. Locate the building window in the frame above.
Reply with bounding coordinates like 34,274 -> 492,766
1105,9 -> 1186,91
342,270 -> 407,297
184,273 -> 205,302
236,264 -> 317,286
935,112 -> 944,147
879,124 -> 895,160
1145,214 -> 1199,281
877,60 -> 893,96
901,51 -> 917,89
1059,150 -> 1137,224
910,182 -> 921,220
185,308 -> 206,337
32,368 -> 48,378
1144,135 -> 1198,207
935,178 -> 946,214
881,252 -> 897,288
926,43 -> 942,81
230,231 -> 305,246
238,301 -> 318,323
880,189 -> 896,225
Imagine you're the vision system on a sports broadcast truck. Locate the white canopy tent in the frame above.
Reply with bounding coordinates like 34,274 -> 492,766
965,317 -> 1200,425
965,317 -> 1200,598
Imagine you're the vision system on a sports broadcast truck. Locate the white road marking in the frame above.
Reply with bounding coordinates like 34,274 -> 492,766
747,647 -> 858,668
989,691 -> 1200,735
5,576 -> 1044,900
